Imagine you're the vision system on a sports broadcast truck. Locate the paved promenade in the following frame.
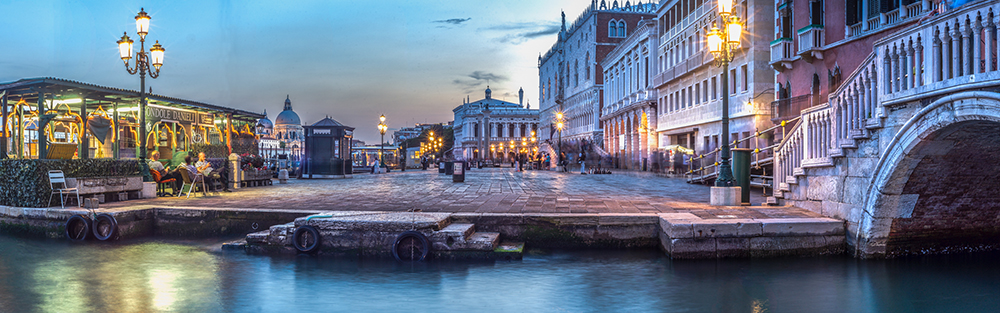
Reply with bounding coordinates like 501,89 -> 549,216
103,168 -> 822,219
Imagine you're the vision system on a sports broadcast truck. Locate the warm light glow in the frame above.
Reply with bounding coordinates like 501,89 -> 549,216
555,112 -> 563,120
117,33 -> 134,61
717,0 -> 734,15
556,121 -> 564,130
135,8 -> 150,38
707,26 -> 722,54
150,41 -> 165,69
727,17 -> 742,46
379,115 -> 386,123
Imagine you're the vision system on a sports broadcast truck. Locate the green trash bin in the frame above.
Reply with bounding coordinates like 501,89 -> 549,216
731,148 -> 752,205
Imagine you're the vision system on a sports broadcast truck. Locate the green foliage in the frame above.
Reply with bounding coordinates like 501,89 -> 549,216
0,159 -> 140,207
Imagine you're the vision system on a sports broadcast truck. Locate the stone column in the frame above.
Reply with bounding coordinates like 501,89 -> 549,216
933,31 -> 943,82
952,25 -> 962,78
988,18 -> 998,71
973,19 -> 983,74
891,45 -> 901,93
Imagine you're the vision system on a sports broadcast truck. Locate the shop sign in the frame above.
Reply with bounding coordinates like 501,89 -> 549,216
146,104 -> 214,125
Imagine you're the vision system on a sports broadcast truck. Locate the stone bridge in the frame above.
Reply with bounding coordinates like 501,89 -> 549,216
774,1 -> 1000,258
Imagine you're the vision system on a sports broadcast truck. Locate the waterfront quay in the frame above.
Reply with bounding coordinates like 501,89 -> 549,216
0,167 -> 844,259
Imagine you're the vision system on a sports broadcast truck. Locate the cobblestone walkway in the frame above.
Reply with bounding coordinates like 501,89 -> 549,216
105,168 -> 822,219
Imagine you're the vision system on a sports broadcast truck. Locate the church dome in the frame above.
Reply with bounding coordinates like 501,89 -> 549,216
275,95 -> 301,126
257,109 -> 274,129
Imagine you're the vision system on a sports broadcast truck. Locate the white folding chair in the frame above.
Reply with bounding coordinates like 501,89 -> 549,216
48,170 -> 81,208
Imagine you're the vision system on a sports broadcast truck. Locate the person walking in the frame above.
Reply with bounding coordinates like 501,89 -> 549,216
578,151 -> 587,175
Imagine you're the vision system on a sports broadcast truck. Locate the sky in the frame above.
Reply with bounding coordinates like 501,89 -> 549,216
0,0 -> 594,144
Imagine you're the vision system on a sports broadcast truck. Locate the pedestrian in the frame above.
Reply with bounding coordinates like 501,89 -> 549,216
578,151 -> 586,175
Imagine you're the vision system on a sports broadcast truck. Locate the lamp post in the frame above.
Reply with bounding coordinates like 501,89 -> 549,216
377,114 -> 387,168
706,0 -> 742,188
118,8 -> 165,182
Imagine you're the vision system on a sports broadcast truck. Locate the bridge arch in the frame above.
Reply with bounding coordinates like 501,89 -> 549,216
857,91 -> 1000,257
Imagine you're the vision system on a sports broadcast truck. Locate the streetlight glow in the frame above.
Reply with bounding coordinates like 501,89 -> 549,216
717,0 -> 734,15
150,41 -> 165,69
135,8 -> 150,38
117,33 -> 133,61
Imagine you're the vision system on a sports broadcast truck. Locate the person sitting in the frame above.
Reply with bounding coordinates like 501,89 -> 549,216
150,151 -> 182,196
195,152 -> 230,192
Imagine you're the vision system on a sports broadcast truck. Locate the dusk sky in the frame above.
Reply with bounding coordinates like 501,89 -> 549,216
0,0 -> 593,143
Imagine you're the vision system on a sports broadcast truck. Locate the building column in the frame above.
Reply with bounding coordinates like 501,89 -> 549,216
952,24 -> 962,78
973,19 -> 983,74
933,33 -> 943,82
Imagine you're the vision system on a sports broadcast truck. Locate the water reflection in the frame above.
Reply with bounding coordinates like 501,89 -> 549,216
1,236 -> 999,312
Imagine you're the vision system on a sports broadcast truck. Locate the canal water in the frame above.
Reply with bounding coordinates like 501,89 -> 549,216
1,236 -> 998,313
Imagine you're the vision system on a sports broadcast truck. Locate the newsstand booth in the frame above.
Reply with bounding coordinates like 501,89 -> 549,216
302,116 -> 354,179
0,77 -> 263,207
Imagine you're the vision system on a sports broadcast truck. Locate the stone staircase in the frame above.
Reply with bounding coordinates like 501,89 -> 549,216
238,211 -> 520,260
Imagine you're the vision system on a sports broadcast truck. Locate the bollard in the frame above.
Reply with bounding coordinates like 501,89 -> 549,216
732,148 -> 752,205
453,161 -> 465,182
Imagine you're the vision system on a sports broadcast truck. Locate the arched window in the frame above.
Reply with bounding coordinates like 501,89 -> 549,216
609,20 -> 618,38
585,53 -> 591,80
618,21 -> 626,37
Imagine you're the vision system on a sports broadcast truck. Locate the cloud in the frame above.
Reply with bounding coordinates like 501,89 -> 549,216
433,18 -> 471,27
480,21 -> 560,45
453,71 -> 509,93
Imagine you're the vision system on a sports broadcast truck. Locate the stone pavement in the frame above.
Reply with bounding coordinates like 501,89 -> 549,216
103,167 -> 823,219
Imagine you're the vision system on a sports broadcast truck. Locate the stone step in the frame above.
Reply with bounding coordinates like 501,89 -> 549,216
246,229 -> 271,244
438,223 -> 475,239
432,231 -> 500,251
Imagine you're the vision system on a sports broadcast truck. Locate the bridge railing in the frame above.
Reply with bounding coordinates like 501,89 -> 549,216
877,1 -> 1000,107
774,104 -> 832,192
774,0 -> 1000,197
829,53 -> 879,149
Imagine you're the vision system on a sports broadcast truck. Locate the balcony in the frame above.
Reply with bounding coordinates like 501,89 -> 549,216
770,38 -> 794,72
796,25 -> 824,62
770,94 -> 814,125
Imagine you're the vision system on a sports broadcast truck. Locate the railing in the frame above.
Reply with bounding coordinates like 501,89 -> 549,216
770,38 -> 794,64
773,0 -> 1000,197
771,94 -> 814,124
884,10 -> 900,25
866,18 -> 880,31
878,1 -> 1000,102
904,2 -> 922,18
848,23 -> 863,37
796,25 -> 824,56
685,117 -> 798,185
829,53 -> 878,146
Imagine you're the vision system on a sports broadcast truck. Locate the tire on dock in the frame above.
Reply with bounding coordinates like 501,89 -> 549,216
292,225 -> 321,254
92,213 -> 118,241
66,214 -> 92,241
392,231 -> 429,262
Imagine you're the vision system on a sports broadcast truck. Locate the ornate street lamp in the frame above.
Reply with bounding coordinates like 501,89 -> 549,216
118,8 -> 165,182
377,114 -> 387,168
706,0 -> 742,188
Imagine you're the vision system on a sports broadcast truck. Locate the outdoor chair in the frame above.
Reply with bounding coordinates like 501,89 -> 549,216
150,170 -> 176,196
48,170 -> 80,208
177,167 -> 208,198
